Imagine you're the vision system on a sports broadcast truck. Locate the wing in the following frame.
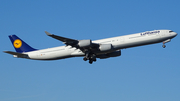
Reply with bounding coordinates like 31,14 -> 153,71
45,31 -> 99,50
45,31 -> 79,46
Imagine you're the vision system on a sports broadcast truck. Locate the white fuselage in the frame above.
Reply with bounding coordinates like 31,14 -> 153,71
25,30 -> 177,60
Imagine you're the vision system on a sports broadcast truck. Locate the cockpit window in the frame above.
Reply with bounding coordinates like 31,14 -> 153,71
169,31 -> 174,33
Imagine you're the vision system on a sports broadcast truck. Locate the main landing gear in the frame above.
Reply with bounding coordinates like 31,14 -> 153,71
83,51 -> 97,64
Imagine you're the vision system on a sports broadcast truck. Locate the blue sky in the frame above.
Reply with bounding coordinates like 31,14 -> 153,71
0,0 -> 180,101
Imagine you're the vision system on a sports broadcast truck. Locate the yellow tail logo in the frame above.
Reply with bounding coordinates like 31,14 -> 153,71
13,39 -> 22,48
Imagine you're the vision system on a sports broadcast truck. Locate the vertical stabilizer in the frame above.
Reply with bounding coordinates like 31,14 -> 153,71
9,35 -> 37,53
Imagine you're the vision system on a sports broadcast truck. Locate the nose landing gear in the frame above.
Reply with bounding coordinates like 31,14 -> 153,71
162,39 -> 171,48
162,44 -> 166,48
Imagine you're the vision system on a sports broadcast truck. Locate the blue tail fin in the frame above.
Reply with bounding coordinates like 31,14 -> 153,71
9,35 -> 37,53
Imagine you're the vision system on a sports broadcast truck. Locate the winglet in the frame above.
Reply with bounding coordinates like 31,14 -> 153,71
45,31 -> 52,36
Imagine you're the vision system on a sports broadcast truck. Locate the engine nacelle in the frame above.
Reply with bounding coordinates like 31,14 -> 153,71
99,44 -> 112,52
78,40 -> 92,47
97,50 -> 121,59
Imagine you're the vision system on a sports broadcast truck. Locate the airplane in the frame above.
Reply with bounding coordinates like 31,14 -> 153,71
4,30 -> 177,64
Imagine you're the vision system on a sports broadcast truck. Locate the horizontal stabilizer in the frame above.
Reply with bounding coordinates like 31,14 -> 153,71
4,51 -> 29,58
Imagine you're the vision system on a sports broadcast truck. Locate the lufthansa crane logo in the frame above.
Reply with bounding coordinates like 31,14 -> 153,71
13,39 -> 22,48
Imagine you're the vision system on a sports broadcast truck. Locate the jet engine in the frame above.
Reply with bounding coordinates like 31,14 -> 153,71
99,44 -> 112,52
78,40 -> 92,47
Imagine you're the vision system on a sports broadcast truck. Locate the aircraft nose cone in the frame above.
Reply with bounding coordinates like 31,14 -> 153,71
175,32 -> 178,36
173,32 -> 178,37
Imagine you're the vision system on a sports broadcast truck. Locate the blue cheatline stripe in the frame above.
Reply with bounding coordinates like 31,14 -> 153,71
9,35 -> 37,53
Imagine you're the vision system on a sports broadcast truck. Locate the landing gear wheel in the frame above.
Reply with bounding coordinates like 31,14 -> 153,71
93,58 -> 97,62
89,60 -> 93,64
83,57 -> 88,61
84,51 -> 96,64
162,44 -> 166,48
89,54 -> 96,62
